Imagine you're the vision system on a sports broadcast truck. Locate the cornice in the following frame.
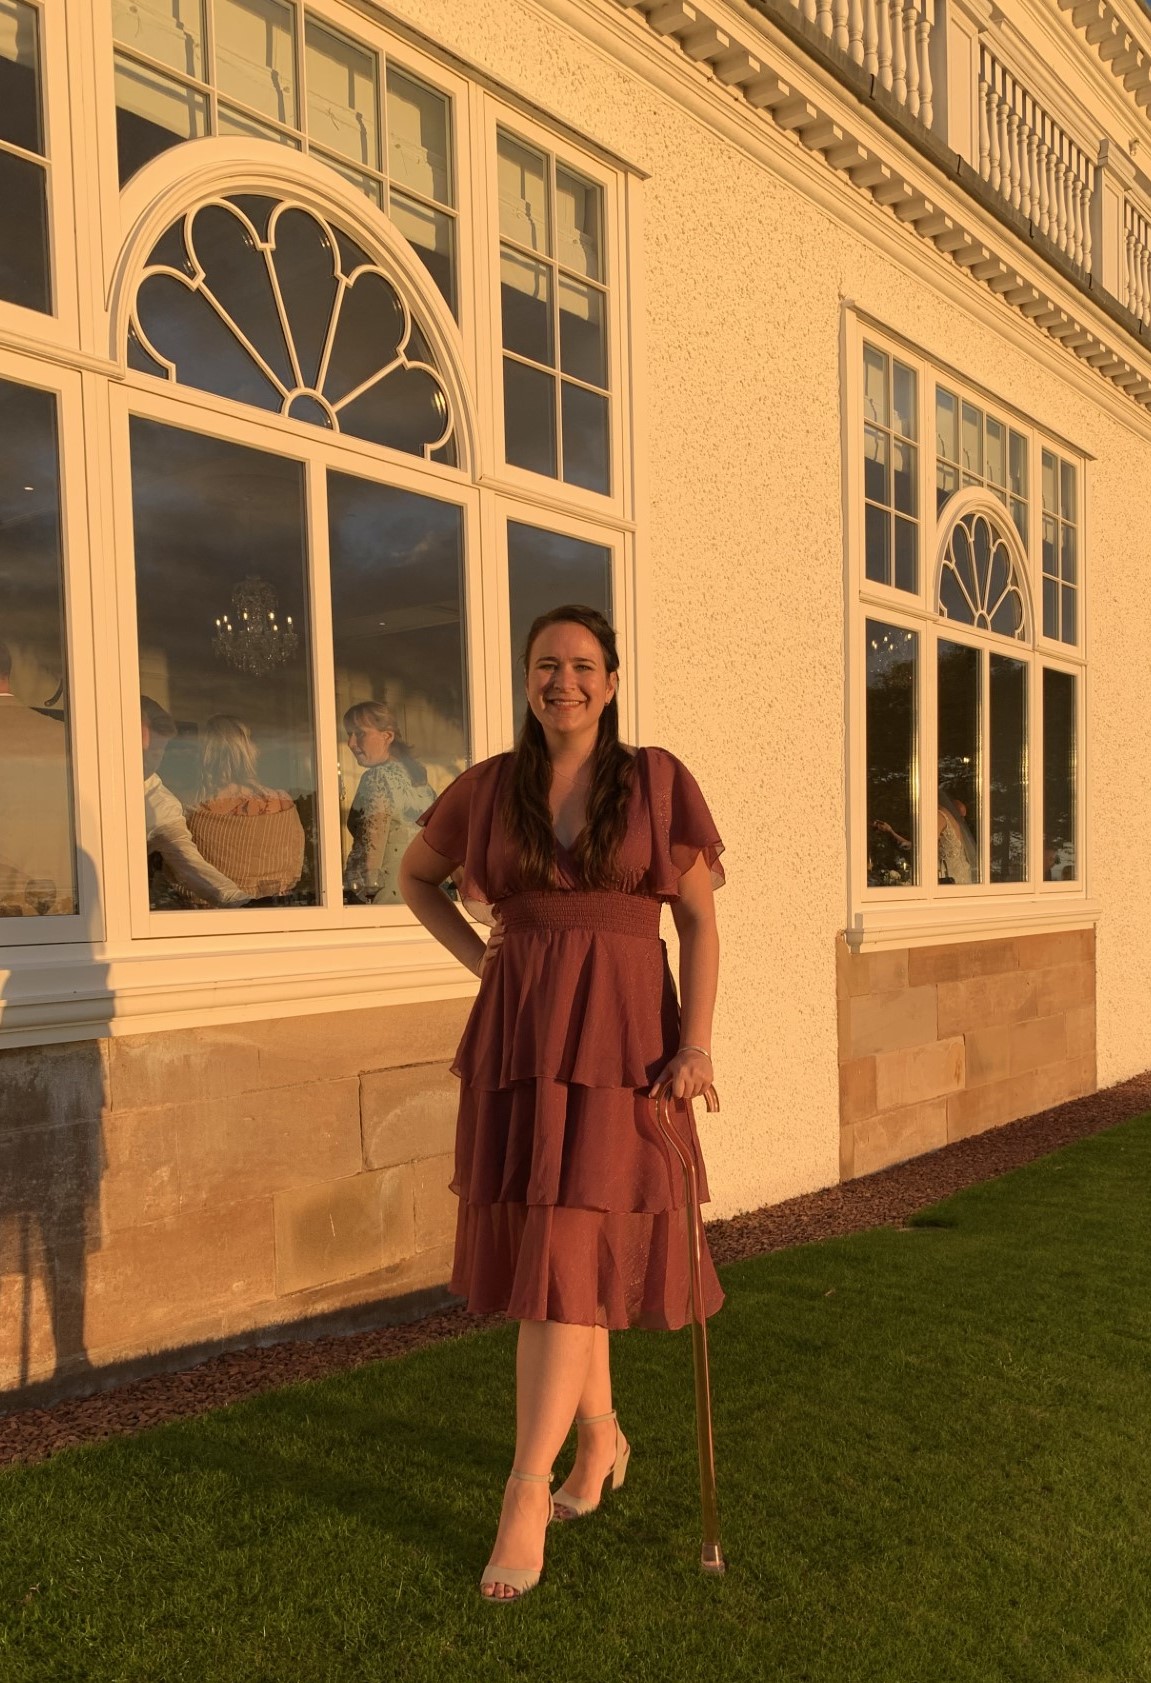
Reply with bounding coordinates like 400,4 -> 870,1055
1055,0 -> 1151,115
608,0 -> 1151,413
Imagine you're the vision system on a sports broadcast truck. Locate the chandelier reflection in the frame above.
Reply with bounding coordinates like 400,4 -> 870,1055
213,576 -> 299,677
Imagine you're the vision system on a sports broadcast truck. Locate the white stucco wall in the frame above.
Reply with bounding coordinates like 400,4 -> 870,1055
377,0 -> 1151,1215
381,0 -> 1151,1211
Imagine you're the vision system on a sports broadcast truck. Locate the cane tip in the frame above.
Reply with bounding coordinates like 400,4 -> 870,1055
700,1543 -> 727,1575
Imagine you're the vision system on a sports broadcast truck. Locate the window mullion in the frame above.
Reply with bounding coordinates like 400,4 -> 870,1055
922,624 -> 937,897
304,456 -> 342,912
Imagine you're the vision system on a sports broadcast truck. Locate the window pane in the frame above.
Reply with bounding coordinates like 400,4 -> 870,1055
1011,497 -> 1027,548
0,0 -> 42,153
328,473 -> 467,903
1043,669 -> 1076,881
385,67 -> 451,206
1061,584 -> 1077,645
989,654 -> 1027,883
555,166 -> 601,281
864,426 -> 889,505
497,131 -> 549,255
500,247 -> 553,367
937,640 -> 980,885
129,419 -> 317,909
0,148 -> 49,312
507,522 -> 611,734
1042,575 -> 1058,641
866,621 -> 917,887
1042,513 -> 1057,577
558,276 -> 606,388
936,461 -> 959,514
0,378 -> 76,916
1008,430 -> 1027,498
986,416 -> 1006,488
1060,523 -> 1077,588
1041,448 -> 1057,513
388,190 -> 454,314
504,357 -> 556,477
305,19 -> 378,169
1060,460 -> 1077,524
892,439 -> 916,516
561,382 -> 610,495
214,0 -> 296,129
219,103 -> 299,147
935,386 -> 957,462
864,503 -> 890,586
113,0 -> 204,80
115,53 -> 208,184
894,516 -> 917,594
863,345 -> 888,426
893,360 -> 916,440
960,401 -> 982,476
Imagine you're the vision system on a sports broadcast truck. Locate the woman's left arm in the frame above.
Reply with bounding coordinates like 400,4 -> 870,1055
649,850 -> 719,1101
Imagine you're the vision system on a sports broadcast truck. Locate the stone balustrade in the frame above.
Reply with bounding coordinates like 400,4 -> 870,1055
1124,194 -> 1151,325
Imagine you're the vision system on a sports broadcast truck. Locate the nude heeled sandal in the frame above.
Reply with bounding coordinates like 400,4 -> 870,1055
479,1470 -> 554,1601
552,1409 -> 631,1521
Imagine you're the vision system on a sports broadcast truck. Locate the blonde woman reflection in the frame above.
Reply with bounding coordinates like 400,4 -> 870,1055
343,701 -> 435,904
186,716 -> 305,905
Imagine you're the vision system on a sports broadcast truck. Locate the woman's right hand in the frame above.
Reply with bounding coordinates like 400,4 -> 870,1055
477,911 -> 504,976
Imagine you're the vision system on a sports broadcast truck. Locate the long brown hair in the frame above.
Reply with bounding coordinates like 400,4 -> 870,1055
503,604 -> 634,889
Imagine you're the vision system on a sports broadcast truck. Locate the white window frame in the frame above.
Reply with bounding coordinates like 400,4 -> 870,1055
845,312 -> 1091,952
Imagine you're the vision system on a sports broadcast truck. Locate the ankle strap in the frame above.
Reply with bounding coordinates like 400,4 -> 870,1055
509,1468 -> 553,1484
575,1409 -> 617,1425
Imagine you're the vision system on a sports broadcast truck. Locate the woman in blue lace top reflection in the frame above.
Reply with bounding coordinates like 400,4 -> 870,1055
343,700 -> 436,905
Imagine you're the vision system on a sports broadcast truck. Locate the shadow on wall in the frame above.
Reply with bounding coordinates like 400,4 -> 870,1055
0,850 -> 109,1391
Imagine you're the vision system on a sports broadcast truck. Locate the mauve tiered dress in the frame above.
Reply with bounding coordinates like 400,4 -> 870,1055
417,745 -> 725,1331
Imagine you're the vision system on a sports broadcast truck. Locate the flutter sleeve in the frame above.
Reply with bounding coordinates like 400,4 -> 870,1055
415,755 -> 507,925
641,746 -> 726,898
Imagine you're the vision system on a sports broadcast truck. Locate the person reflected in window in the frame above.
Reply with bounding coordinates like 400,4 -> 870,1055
141,696 -> 249,909
343,700 -> 435,905
185,715 -> 305,906
937,785 -> 978,885
0,640 -> 73,915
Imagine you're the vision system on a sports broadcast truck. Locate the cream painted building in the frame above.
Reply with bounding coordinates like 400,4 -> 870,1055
2,0 -> 1150,1400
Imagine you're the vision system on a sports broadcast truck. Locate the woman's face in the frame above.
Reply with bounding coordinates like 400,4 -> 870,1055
347,720 -> 395,767
526,621 -> 617,744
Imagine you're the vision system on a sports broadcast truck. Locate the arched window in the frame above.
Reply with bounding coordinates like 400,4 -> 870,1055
119,181 -> 474,924
857,331 -> 1083,922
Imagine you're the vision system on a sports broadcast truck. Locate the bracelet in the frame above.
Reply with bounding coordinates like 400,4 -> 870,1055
678,1044 -> 712,1061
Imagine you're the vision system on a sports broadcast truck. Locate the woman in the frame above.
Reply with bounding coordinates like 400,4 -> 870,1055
399,604 -> 724,1601
343,700 -> 435,904
183,715 -> 304,904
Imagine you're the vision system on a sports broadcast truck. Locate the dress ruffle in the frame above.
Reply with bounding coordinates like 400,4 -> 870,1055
414,745 -> 727,1331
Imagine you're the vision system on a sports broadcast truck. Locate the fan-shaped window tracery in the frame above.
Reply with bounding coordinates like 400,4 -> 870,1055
937,508 -> 1027,640
128,194 -> 457,463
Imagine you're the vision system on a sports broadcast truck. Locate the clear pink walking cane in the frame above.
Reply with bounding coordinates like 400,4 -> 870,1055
653,1080 -> 726,1575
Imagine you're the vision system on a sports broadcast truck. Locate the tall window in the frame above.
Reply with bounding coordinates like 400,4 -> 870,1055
111,1 -> 459,312
0,0 -> 50,314
497,129 -> 611,495
124,189 -> 470,917
0,376 -> 76,915
858,334 -> 1083,908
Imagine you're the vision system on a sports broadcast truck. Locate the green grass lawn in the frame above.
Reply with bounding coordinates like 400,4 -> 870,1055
2,1115 -> 1150,1683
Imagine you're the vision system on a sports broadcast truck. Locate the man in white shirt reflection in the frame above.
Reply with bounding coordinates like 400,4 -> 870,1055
141,696 -> 249,908
0,640 -> 74,915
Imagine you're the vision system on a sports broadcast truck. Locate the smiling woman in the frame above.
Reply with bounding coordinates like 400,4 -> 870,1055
398,602 -> 725,1600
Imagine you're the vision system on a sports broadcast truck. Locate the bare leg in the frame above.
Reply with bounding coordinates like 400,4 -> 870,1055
554,1325 -> 628,1513
482,1318 -> 595,1598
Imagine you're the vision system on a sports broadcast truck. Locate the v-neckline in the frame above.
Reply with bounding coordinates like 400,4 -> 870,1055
546,745 -> 642,853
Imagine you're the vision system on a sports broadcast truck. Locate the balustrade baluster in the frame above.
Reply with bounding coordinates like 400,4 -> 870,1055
904,4 -> 920,117
877,0 -> 893,89
978,77 -> 992,181
817,0 -> 834,37
862,0 -> 879,72
1024,127 -> 1040,223
1124,227 -> 1138,318
1078,177 -> 1091,270
917,15 -> 933,127
832,0 -> 850,50
1036,138 -> 1051,237
801,0 -> 818,23
847,0 -> 865,63
996,96 -> 1012,203
1047,147 -> 1063,248
1007,109 -> 1023,211
1057,157 -> 1072,259
890,0 -> 907,102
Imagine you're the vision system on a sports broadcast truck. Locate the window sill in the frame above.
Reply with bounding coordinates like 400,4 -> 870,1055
846,897 -> 1098,953
0,928 -> 480,1049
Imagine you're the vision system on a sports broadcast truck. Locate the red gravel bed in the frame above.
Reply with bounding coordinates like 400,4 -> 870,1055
2,1071 -> 1148,1472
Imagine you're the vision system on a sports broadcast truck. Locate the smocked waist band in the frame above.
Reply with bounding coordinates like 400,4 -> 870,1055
497,890 -> 662,939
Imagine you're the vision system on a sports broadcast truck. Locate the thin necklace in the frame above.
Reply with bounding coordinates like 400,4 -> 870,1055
551,763 -> 591,786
